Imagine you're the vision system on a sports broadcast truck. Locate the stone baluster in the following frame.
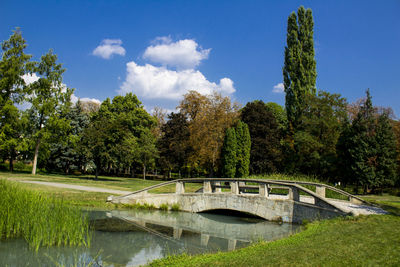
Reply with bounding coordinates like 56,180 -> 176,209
230,181 -> 239,195
259,183 -> 269,197
175,181 -> 185,194
289,186 -> 299,201
316,186 -> 326,198
203,181 -> 212,193
228,239 -> 237,251
201,234 -> 210,247
214,181 -> 221,193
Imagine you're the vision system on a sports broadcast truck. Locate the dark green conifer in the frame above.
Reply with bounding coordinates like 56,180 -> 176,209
221,127 -> 237,178
235,121 -> 251,178
375,112 -> 398,187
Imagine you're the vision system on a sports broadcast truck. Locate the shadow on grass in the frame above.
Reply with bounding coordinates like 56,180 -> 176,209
378,203 -> 400,216
69,176 -> 120,182
368,200 -> 400,216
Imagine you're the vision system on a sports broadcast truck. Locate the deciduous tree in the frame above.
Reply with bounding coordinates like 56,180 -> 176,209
283,6 -> 316,132
26,50 -> 73,175
158,112 -> 191,178
241,101 -> 283,174
0,29 -> 32,171
179,91 -> 239,176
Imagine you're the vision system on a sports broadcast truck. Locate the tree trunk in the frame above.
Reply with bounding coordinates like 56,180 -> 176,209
32,139 -> 41,175
143,164 -> 146,180
9,151 -> 15,173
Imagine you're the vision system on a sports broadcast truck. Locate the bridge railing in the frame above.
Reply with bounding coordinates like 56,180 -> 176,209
113,178 -> 365,212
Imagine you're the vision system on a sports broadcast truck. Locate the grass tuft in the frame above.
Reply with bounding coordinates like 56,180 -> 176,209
171,203 -> 180,211
0,179 -> 91,251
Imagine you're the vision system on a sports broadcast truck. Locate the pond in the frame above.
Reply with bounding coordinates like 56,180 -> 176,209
0,209 -> 301,266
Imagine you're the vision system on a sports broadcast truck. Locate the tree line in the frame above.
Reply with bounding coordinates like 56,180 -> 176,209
1,7 -> 399,194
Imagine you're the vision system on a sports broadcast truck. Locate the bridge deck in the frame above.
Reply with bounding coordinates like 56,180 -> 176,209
108,178 -> 386,222
266,194 -> 386,215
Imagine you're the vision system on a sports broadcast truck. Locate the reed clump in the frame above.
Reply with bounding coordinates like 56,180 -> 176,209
0,179 -> 91,251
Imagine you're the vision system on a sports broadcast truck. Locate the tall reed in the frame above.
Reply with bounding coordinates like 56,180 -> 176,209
0,179 -> 91,251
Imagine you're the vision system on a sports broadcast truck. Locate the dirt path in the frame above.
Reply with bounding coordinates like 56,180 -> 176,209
19,180 -> 133,195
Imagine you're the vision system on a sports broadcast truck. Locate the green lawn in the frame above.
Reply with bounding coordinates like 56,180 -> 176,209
2,171 -> 400,265
149,196 -> 400,266
0,171 -> 202,208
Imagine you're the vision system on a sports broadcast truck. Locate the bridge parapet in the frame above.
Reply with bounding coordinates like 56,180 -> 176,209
109,178 -> 369,223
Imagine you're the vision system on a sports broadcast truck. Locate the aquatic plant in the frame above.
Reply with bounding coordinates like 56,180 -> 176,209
0,179 -> 91,251
171,203 -> 180,211
159,203 -> 169,211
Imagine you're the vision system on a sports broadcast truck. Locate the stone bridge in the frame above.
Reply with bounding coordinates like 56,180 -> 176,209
108,178 -> 384,223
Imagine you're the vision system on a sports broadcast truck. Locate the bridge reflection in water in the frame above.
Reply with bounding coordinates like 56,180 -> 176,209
0,209 -> 300,267
106,209 -> 301,252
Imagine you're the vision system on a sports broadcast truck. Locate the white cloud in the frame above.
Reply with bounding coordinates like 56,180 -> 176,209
21,74 -> 101,108
143,37 -> 210,69
22,73 -> 40,84
273,83 -> 284,93
70,93 -> 101,105
80,97 -> 101,105
119,61 -> 235,100
92,39 -> 126,59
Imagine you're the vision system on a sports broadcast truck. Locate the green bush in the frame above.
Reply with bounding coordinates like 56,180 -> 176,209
159,203 -> 169,211
171,203 -> 180,211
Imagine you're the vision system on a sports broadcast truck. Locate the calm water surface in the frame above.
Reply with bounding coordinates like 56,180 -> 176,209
0,209 -> 301,266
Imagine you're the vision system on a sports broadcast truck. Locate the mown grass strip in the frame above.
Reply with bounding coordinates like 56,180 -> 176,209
0,179 -> 91,251
148,214 -> 400,266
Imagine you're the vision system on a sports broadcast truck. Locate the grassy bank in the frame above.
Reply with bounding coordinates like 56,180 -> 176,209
149,214 -> 400,266
0,180 -> 91,251
248,173 -> 323,183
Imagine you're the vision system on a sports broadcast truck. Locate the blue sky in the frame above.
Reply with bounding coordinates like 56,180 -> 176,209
1,0 -> 399,116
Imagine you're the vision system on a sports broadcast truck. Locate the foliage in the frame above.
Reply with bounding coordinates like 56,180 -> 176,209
241,100 -> 283,174
0,29 -> 32,171
158,112 -> 191,178
0,28 -> 32,104
0,179 -> 90,251
283,6 -> 317,132
179,91 -> 239,176
171,203 -> 180,211
25,49 -> 73,175
235,120 -> 251,177
136,129 -> 158,180
159,203 -> 169,211
220,127 -> 237,177
265,102 -> 287,130
339,89 -> 398,192
392,120 -> 400,183
375,112 -> 398,187
0,100 -> 28,171
82,93 -> 156,178
44,102 -> 91,174
294,91 -> 347,177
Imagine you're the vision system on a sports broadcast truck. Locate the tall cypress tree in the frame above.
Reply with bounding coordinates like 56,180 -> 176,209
221,127 -> 237,178
283,6 -> 316,131
235,121 -> 251,178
